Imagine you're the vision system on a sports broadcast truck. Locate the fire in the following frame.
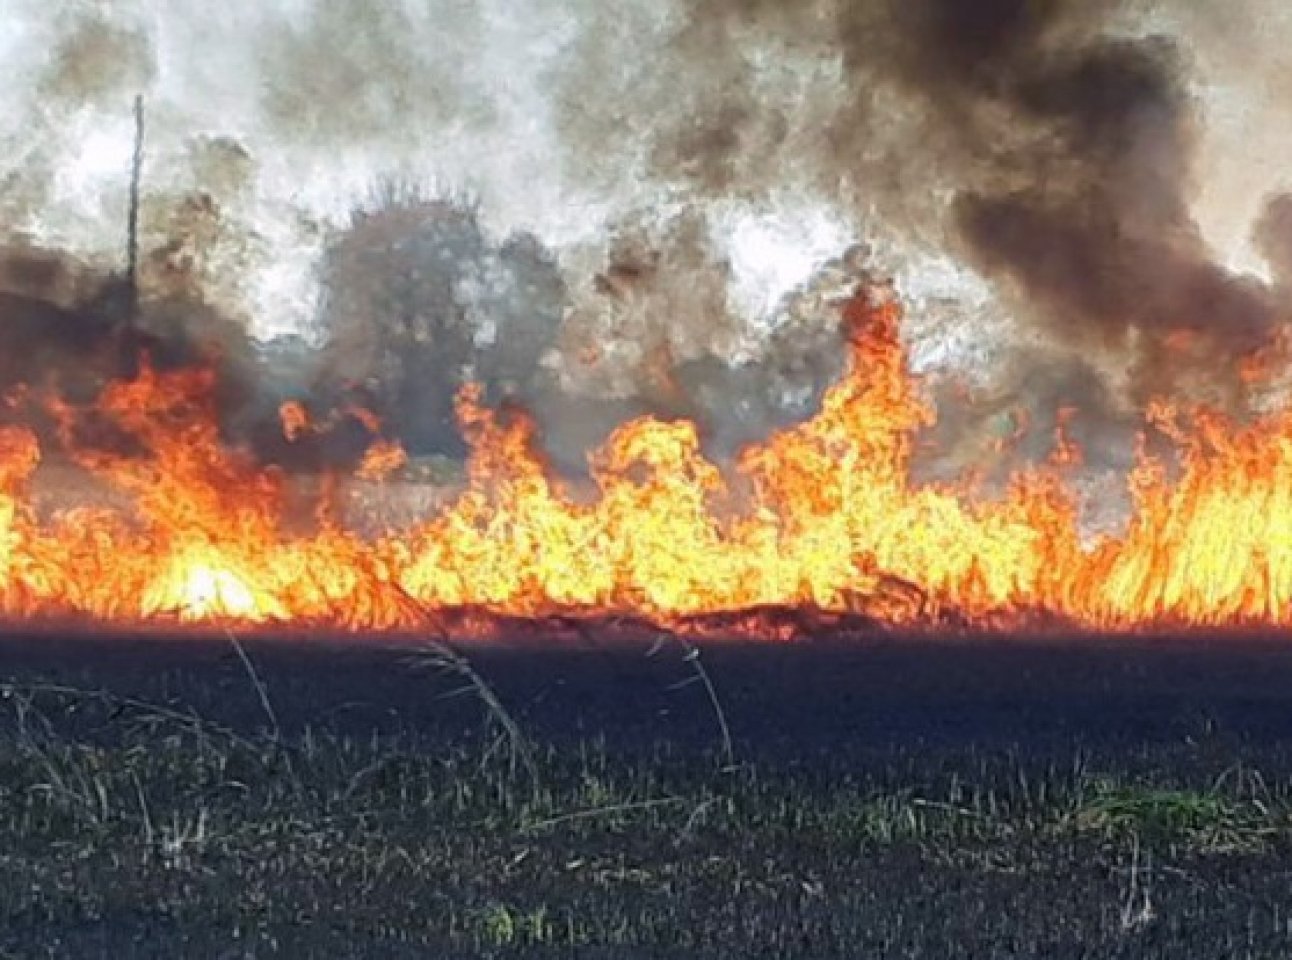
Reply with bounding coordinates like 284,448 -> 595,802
1,279 -> 1291,635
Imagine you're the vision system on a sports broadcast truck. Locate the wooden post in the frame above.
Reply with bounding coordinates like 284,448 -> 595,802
125,93 -> 145,307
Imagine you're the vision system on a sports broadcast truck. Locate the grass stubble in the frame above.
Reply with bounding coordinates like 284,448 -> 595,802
1,630 -> 1291,958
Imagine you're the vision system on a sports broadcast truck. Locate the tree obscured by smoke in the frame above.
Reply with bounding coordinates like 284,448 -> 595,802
310,192 -> 869,469
1254,192 -> 1292,290
312,189 -> 566,457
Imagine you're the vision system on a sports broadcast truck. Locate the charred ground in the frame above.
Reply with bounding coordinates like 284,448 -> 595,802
1,629 -> 1291,958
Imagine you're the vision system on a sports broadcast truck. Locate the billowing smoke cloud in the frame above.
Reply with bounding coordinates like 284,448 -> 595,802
2,0 -> 1292,482
563,1 -> 1291,394
887,2 -> 1282,410
545,0 -> 1292,493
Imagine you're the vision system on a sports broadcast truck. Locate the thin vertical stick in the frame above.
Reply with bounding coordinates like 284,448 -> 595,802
126,94 -> 145,303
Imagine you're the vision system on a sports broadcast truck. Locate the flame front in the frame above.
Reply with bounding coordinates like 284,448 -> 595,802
2,283 -> 1290,635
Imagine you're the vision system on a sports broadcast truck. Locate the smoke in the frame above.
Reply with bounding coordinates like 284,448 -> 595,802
2,0 -> 1292,480
886,2 -> 1279,409
0,239 -> 263,462
553,0 -> 1292,484
562,1 -> 1290,398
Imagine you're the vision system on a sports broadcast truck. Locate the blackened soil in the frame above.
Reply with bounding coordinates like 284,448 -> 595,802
4,628 -> 1292,763
2,627 -> 1292,958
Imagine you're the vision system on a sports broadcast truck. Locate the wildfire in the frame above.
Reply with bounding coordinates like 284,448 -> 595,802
0,279 -> 1289,635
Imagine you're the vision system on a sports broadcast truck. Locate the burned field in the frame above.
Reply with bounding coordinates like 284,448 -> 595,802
10,1 -> 1292,957
2,628 -> 1292,959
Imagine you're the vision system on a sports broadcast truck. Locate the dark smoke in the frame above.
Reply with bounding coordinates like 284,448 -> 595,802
867,0 -> 1292,470
555,0 -> 1291,436
905,7 -> 1276,409
0,239 -> 264,448
5,0 -> 1292,488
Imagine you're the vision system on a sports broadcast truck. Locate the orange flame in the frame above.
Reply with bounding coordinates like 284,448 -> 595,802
1,282 -> 1291,635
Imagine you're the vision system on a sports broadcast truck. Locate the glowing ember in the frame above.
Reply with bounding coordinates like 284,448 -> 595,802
0,281 -> 1289,635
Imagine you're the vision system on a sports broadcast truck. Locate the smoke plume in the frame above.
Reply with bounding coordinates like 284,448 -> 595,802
1,0 -> 1291,482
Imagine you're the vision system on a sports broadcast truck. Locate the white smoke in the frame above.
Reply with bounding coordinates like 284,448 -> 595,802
0,0 -> 895,352
0,0 -> 1287,377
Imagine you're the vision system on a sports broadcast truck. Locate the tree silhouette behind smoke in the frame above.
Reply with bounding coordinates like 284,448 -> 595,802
314,189 -> 566,458
313,192 -> 868,471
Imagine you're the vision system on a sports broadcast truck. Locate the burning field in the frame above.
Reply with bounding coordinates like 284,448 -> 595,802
8,275 -> 1292,636
7,0 -> 1292,956
3,3 -> 1292,639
